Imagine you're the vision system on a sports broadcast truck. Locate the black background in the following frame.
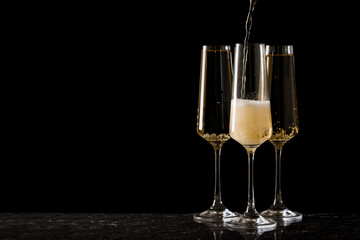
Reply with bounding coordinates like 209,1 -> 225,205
3,1 -> 360,214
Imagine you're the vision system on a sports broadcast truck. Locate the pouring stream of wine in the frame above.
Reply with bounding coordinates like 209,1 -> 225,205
241,0 -> 257,98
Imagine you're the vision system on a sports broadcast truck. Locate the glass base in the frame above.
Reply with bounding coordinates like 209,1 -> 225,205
225,213 -> 277,230
260,207 -> 302,224
193,208 -> 240,223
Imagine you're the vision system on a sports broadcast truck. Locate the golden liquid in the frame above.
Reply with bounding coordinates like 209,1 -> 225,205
267,54 -> 299,145
196,48 -> 232,149
230,99 -> 272,148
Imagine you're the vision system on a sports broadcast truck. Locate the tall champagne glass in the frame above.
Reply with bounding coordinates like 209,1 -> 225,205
194,45 -> 240,222
260,45 -> 302,223
226,43 -> 276,230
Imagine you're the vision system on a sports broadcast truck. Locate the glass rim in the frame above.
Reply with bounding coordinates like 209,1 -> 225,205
202,45 -> 231,51
266,44 -> 293,47
266,45 -> 294,54
235,43 -> 265,47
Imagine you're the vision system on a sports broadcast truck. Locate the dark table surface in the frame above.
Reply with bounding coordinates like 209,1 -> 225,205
0,212 -> 359,239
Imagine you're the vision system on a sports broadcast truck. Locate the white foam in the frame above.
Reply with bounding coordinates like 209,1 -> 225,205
231,99 -> 270,107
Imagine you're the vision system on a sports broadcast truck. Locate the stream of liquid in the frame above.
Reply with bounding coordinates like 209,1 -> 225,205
241,0 -> 258,98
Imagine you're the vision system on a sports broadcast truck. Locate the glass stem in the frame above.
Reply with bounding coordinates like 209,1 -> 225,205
211,144 -> 225,210
245,148 -> 258,217
273,144 -> 285,208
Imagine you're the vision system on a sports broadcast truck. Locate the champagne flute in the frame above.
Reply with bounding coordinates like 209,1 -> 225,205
226,43 -> 276,230
194,45 -> 240,222
260,45 -> 302,223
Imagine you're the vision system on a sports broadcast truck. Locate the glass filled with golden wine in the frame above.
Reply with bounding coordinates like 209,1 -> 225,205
260,45 -> 302,224
194,45 -> 240,223
226,43 -> 276,230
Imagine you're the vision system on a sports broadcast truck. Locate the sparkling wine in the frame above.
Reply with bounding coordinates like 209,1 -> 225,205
267,53 -> 299,144
230,99 -> 272,148
197,46 -> 232,146
198,133 -> 231,143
